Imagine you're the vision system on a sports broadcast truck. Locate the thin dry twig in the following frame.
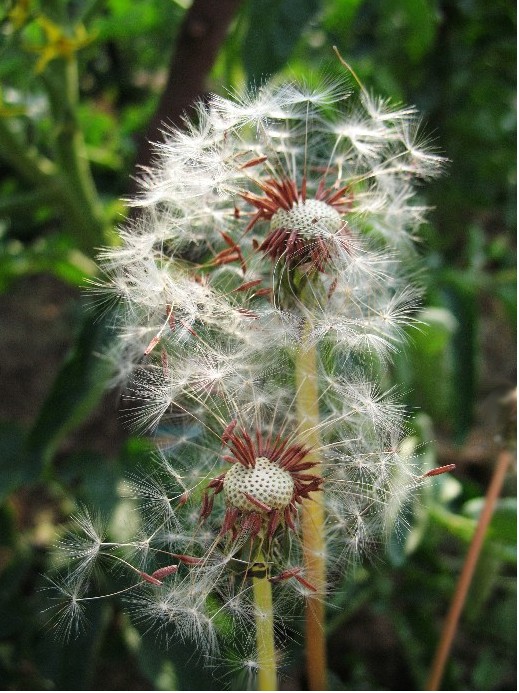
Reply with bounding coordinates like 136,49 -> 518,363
426,390 -> 516,691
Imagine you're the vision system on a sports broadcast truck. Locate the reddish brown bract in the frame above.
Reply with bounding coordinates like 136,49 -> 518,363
423,464 -> 456,478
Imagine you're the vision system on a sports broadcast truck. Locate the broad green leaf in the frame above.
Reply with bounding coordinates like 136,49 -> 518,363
429,504 -> 477,542
243,0 -> 321,83
25,311 -> 115,475
0,423 -> 40,502
395,306 -> 457,423
462,496 -> 517,563
463,497 -> 516,539
129,625 -> 222,691
465,548 -> 503,621
442,284 -> 478,441
0,236 -> 96,293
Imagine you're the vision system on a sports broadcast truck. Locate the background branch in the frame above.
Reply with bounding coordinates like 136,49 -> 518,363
132,0 -> 243,182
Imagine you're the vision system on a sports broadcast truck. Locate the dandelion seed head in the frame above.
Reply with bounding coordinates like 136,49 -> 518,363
59,71 -> 450,666
223,457 -> 295,512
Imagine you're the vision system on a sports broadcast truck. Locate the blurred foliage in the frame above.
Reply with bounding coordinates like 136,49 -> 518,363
0,0 -> 515,690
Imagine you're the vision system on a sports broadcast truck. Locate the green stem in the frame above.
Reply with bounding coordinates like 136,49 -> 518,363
0,119 -> 56,186
252,556 -> 277,691
0,57 -> 109,255
0,185 -> 61,219
44,58 -> 108,254
294,325 -> 327,691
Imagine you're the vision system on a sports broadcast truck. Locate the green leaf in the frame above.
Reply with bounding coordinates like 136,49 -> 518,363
0,423 -> 38,503
400,0 -> 439,61
442,283 -> 478,441
243,0 -> 321,83
394,307 -> 458,424
429,504 -> 477,542
128,625 -> 222,691
0,236 -> 96,293
462,496 -> 517,563
464,497 -> 516,538
25,311 -> 115,475
465,548 -> 503,621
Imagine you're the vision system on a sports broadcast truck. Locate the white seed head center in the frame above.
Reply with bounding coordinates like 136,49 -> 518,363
223,457 -> 294,512
270,199 -> 343,239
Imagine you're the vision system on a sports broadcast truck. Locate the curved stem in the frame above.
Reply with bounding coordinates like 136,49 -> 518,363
0,55 -> 108,255
295,330 -> 327,691
0,119 -> 56,185
425,446 -> 513,690
45,58 -> 108,254
252,556 -> 277,691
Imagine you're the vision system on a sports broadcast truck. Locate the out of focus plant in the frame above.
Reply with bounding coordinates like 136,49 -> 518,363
0,0 -> 187,284
1,2 -> 109,258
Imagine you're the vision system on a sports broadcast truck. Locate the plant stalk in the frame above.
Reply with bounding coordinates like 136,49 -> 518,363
45,58 -> 108,254
295,328 -> 327,691
1,57 -> 108,255
0,118 -> 57,186
252,557 -> 277,691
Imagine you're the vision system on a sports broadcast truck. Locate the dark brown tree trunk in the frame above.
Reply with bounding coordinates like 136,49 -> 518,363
132,0 -> 243,183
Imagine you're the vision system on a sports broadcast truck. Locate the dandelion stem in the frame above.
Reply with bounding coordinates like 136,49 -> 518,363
295,325 -> 327,691
252,554 -> 277,691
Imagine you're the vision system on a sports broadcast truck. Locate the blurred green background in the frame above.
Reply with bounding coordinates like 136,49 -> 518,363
0,0 -> 515,689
